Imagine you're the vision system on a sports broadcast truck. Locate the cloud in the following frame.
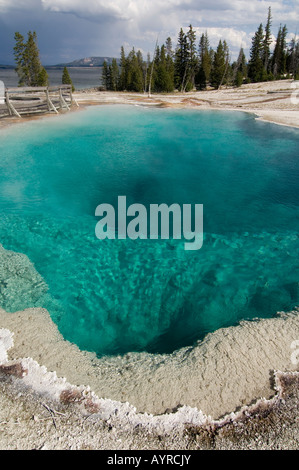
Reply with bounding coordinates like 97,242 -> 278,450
40,0 -> 189,22
0,0 -> 41,13
0,0 -> 298,64
38,0 -> 299,54
39,0 -> 299,24
2,0 -> 299,25
41,0 -> 130,20
203,28 -> 251,50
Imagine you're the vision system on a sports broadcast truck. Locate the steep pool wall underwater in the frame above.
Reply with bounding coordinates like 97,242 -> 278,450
0,105 -> 298,420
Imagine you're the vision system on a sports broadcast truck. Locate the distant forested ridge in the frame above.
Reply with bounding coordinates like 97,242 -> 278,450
102,7 -> 299,93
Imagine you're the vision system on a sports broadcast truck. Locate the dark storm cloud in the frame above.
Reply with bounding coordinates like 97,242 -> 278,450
0,2 -> 119,64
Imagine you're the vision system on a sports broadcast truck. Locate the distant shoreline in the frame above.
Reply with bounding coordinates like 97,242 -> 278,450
0,65 -> 104,71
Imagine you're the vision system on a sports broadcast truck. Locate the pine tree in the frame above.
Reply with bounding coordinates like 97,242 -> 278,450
248,24 -> 265,82
25,31 -> 43,86
62,66 -> 74,91
153,44 -> 174,92
186,24 -> 198,89
126,48 -> 144,92
37,66 -> 49,86
14,31 -> 45,87
151,44 -> 160,91
233,47 -> 247,87
110,58 -> 119,91
101,60 -> 110,90
196,32 -> 212,89
165,43 -> 175,92
271,24 -> 288,77
287,36 -> 299,78
280,25 -> 288,75
174,28 -> 189,91
14,32 -> 27,86
210,40 -> 226,89
165,37 -> 174,60
262,6 -> 272,73
220,40 -> 231,87
272,26 -> 282,76
119,46 -> 127,90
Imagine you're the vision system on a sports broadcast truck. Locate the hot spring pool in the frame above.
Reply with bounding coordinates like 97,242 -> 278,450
0,105 -> 299,356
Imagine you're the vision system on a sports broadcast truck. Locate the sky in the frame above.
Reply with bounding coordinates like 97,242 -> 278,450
0,0 -> 298,65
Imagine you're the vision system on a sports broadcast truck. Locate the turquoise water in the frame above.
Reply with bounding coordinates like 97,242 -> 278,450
0,105 -> 299,356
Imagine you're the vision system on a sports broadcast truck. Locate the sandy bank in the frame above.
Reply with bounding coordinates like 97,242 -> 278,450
1,306 -> 299,419
0,305 -> 298,450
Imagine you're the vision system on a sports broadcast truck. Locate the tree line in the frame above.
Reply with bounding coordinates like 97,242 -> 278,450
13,31 -> 75,90
13,8 -> 299,94
102,7 -> 299,92
247,7 -> 295,82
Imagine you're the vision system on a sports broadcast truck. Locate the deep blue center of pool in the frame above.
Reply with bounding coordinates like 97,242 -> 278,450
0,105 -> 299,356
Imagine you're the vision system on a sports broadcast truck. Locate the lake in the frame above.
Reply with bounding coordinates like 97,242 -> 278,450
0,105 -> 299,357
0,67 -> 103,89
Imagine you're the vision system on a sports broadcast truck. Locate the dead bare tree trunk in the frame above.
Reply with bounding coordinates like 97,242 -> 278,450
148,36 -> 159,97
181,66 -> 188,92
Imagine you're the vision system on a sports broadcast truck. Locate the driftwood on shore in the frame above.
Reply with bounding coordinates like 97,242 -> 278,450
0,85 -> 79,119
